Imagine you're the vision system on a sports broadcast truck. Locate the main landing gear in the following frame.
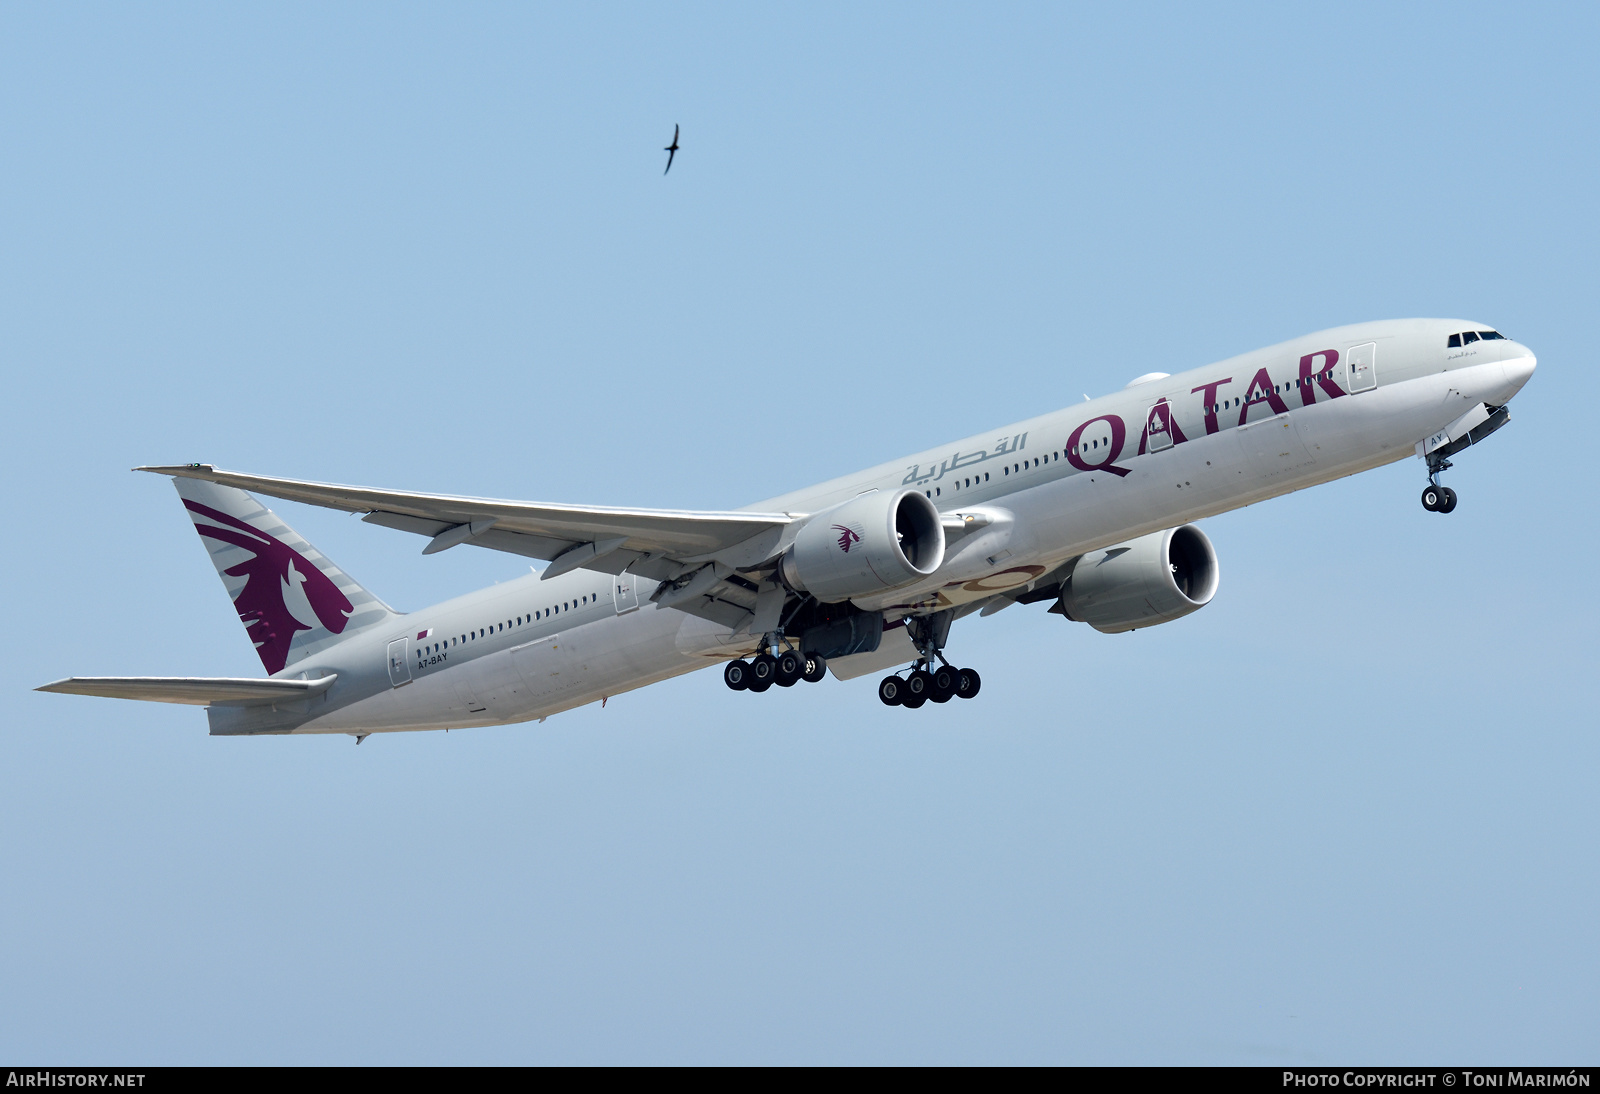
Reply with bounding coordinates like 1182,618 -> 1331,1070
877,610 -> 980,710
877,663 -> 981,709
1421,454 -> 1459,514
723,638 -> 828,694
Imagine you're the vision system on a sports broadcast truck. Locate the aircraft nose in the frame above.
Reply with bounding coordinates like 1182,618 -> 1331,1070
1501,347 -> 1537,399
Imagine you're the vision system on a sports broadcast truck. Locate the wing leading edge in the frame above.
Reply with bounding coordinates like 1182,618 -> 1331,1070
137,465 -> 799,584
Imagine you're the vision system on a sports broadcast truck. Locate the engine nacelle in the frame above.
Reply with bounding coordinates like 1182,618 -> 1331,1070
1058,525 -> 1219,633
781,489 -> 945,603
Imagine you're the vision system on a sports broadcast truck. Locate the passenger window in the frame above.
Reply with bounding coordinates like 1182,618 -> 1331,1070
1448,333 -> 1461,348
1463,331 -> 1479,344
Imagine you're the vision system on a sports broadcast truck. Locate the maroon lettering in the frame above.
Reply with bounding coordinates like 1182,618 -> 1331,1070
1066,414 -> 1132,478
1297,349 -> 1345,405
1238,366 -> 1289,426
1137,398 -> 1189,454
1190,377 -> 1232,435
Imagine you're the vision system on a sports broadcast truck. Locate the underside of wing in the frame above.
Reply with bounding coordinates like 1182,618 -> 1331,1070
139,465 -> 798,582
36,676 -> 338,706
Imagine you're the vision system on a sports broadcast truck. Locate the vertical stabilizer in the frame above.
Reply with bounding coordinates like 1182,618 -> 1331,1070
171,477 -> 399,674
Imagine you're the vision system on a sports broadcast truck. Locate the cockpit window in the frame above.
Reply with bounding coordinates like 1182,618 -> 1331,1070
1478,330 -> 1505,340
1462,331 -> 1480,344
1448,334 -> 1461,348
1449,329 -> 1506,348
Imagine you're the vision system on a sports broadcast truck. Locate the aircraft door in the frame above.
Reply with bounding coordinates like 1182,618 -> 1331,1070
1347,342 -> 1378,393
386,638 -> 411,687
1144,399 -> 1177,452
1236,413 -> 1314,479
613,572 -> 639,614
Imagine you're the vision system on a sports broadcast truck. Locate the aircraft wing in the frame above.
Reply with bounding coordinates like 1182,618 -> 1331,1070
36,675 -> 337,706
138,465 -> 797,582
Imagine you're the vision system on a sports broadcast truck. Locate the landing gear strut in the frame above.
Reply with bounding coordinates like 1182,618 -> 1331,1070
877,611 -> 982,709
1421,455 -> 1459,514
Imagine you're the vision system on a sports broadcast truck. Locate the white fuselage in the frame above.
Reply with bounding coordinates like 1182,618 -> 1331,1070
252,318 -> 1535,735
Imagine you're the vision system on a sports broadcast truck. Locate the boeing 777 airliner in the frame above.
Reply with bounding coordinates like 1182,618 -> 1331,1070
39,319 -> 1536,736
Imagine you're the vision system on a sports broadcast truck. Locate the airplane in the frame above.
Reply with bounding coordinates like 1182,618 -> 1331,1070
38,318 -> 1536,737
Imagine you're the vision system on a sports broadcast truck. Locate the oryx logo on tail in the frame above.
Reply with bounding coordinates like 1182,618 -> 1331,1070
183,499 -> 354,674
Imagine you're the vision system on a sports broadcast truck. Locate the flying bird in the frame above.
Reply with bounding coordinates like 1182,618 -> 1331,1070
663,124 -> 680,175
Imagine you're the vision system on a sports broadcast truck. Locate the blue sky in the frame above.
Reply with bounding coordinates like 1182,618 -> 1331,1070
2,2 -> 1595,1064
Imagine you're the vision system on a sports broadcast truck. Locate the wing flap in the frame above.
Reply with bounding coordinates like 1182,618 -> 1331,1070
36,675 -> 337,706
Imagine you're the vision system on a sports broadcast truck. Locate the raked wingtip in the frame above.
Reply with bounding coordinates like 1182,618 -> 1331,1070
134,464 -> 216,477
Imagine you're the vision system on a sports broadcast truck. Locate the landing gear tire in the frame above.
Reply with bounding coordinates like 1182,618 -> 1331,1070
724,659 -> 751,691
802,654 -> 828,683
929,665 -> 958,703
878,675 -> 904,706
775,649 -> 804,687
1421,485 -> 1443,512
1439,486 -> 1458,513
902,669 -> 932,709
749,653 -> 777,693
955,667 -> 982,700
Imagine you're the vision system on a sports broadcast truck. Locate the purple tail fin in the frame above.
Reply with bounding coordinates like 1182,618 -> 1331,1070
172,478 -> 397,674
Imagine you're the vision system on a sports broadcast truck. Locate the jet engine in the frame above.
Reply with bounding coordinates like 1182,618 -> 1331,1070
780,489 -> 945,603
1058,525 -> 1219,633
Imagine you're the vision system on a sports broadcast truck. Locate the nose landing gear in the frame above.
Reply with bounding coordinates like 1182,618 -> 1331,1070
1421,454 -> 1459,514
1421,482 -> 1457,513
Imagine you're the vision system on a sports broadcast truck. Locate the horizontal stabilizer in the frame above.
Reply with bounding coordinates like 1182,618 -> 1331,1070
36,675 -> 337,706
